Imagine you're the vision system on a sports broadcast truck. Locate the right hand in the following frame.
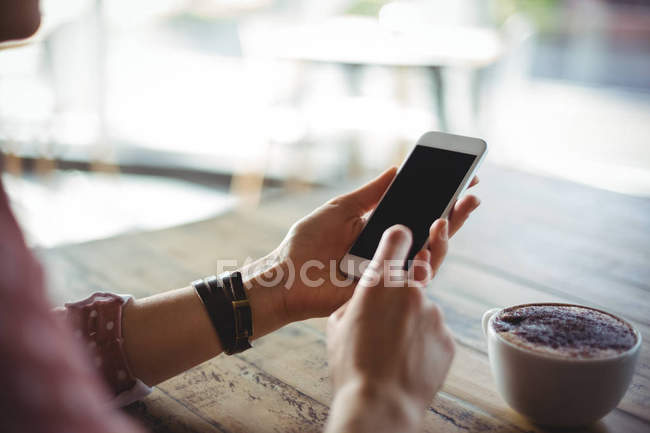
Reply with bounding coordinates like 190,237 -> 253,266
325,225 -> 456,432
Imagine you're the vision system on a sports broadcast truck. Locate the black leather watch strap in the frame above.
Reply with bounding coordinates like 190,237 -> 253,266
192,271 -> 252,355
192,277 -> 234,352
223,272 -> 252,354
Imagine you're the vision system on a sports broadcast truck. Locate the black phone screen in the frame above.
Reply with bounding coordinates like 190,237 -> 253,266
349,145 -> 476,263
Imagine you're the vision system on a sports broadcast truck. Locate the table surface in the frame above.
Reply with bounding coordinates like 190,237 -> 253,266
41,164 -> 650,433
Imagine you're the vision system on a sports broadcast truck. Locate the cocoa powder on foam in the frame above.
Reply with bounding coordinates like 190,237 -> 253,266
493,304 -> 637,359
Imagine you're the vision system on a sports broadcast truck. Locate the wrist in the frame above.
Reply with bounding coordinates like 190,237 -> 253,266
327,378 -> 424,433
240,252 -> 291,338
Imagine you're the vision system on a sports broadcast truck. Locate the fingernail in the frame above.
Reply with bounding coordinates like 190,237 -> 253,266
439,219 -> 448,240
473,198 -> 481,210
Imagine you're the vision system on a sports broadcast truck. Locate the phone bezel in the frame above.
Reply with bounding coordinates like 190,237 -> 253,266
340,131 -> 488,279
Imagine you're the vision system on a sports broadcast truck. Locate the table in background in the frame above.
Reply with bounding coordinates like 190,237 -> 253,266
41,164 -> 650,433
241,15 -> 503,132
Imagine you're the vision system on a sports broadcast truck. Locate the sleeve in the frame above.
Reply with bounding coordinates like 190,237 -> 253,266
0,176 -> 145,433
57,292 -> 153,407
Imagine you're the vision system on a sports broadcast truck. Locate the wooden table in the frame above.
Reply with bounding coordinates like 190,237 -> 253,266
40,164 -> 650,433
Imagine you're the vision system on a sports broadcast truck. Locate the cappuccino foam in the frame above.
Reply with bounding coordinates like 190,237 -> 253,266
493,304 -> 637,359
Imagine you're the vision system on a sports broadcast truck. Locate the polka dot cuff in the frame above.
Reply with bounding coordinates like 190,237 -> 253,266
61,293 -> 151,406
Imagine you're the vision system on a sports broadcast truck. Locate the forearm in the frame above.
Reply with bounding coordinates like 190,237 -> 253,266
121,285 -> 219,386
325,380 -> 424,433
122,255 -> 288,386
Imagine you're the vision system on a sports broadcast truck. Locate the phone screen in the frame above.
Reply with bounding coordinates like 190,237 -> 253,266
349,145 -> 476,263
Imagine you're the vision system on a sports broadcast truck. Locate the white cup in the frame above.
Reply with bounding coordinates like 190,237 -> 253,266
482,303 -> 641,427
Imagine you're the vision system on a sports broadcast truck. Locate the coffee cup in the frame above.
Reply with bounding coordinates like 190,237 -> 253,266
482,303 -> 641,427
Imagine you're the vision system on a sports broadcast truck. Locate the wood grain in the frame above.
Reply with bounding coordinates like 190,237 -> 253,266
40,164 -> 650,433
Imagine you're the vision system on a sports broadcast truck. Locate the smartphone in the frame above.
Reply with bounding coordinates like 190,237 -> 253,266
340,131 -> 487,278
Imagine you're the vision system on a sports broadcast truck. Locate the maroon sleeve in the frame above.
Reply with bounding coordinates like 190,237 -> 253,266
0,177 -> 145,433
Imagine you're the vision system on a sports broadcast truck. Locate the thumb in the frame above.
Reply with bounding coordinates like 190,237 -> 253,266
336,167 -> 397,215
359,225 -> 412,291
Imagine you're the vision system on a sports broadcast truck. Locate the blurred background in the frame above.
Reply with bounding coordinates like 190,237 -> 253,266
1,0 -> 649,247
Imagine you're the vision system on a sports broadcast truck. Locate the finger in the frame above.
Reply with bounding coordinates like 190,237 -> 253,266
371,224 -> 412,269
448,195 -> 480,237
469,175 -> 479,188
358,225 -> 412,293
335,166 -> 397,215
412,248 -> 432,284
428,219 -> 449,276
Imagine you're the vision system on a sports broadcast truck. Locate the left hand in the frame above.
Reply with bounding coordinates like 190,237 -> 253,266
246,167 -> 481,325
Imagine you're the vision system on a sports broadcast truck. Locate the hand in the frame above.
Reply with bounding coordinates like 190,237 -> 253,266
325,225 -> 455,433
253,167 -> 480,324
